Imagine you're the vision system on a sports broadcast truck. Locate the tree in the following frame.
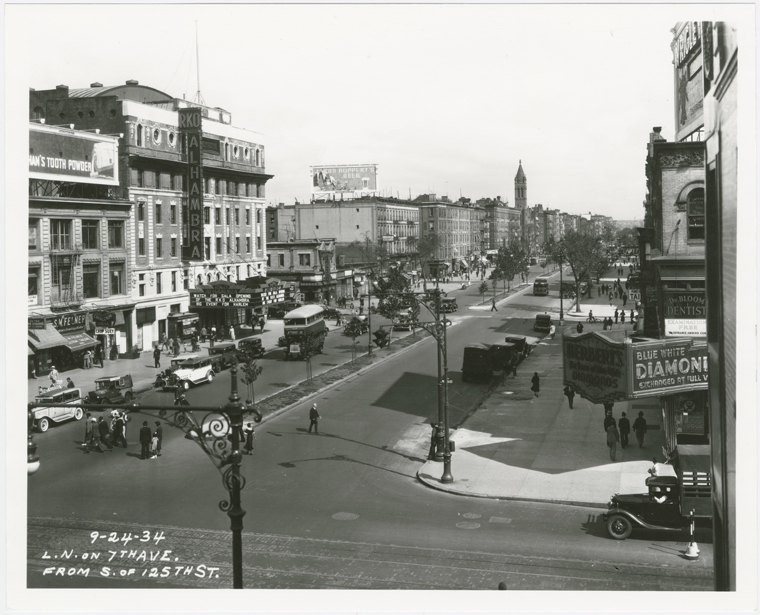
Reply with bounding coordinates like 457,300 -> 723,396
347,232 -> 390,274
409,233 -> 441,285
546,230 -> 608,312
342,317 -> 365,363
300,331 -> 326,380
494,241 -> 530,292
237,348 -> 264,412
478,281 -> 489,301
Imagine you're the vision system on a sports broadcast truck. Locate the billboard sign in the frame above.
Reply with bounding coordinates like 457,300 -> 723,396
628,338 -> 708,398
664,290 -> 706,337
179,108 -> 204,261
672,21 -> 705,142
563,332 -> 628,404
29,125 -> 118,185
311,164 -> 378,198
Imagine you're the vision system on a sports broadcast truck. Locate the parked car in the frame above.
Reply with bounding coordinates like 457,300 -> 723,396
439,297 -> 458,313
31,387 -> 84,432
154,355 -> 199,388
164,356 -> 216,391
461,343 -> 494,383
503,335 -> 531,360
88,375 -> 134,405
392,309 -> 415,331
208,342 -> 238,372
237,337 -> 265,360
489,342 -> 518,373
534,314 -> 553,333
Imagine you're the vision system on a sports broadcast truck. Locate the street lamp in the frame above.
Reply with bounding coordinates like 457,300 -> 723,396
558,250 -> 564,325
28,365 -> 262,589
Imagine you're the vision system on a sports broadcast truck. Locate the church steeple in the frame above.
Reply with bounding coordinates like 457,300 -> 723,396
514,160 -> 527,210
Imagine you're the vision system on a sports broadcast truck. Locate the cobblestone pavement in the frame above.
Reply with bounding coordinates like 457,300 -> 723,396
28,517 -> 713,590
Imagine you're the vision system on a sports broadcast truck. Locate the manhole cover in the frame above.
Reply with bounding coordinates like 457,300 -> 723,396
456,522 -> 481,530
463,513 -> 482,519
332,512 -> 359,521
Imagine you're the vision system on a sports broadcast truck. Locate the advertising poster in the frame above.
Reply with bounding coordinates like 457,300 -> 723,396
628,338 -> 708,398
311,164 -> 378,198
562,332 -> 628,403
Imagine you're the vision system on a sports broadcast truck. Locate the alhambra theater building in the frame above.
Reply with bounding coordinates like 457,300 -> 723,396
28,123 -> 134,376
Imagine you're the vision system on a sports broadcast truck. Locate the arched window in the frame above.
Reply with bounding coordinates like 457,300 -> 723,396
33,106 -> 45,120
136,124 -> 143,147
687,189 -> 705,240
197,274 -> 202,286
216,272 -> 221,281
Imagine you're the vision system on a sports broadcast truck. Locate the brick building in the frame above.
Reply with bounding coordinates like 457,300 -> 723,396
30,81 -> 272,346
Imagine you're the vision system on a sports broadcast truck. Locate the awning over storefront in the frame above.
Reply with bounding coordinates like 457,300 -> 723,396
114,311 -> 126,326
62,331 -> 100,352
657,264 -> 705,280
28,324 -> 69,350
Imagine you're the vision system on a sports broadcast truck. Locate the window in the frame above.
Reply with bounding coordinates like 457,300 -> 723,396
171,238 -> 177,257
278,254 -> 285,267
235,237 -> 240,253
246,237 -> 251,253
156,272 -> 163,294
229,182 -> 237,197
136,169 -> 144,187
156,237 -> 163,258
136,124 -> 143,146
235,208 -> 240,225
50,219 -> 72,250
215,237 -> 222,255
183,269 -> 189,290
225,208 -> 230,225
204,208 -> 211,225
83,264 -> 100,299
139,273 -> 145,297
266,255 -> 271,267
204,238 -> 211,260
687,189 -> 705,240
246,209 -> 251,225
257,236 -> 262,250
28,267 -> 39,304
171,271 -> 177,292
299,253 -> 311,266
138,238 -> 145,256
256,210 -> 261,224
29,219 -> 40,250
215,207 -> 221,225
182,207 -> 188,225
215,179 -> 222,195
110,263 -> 125,295
170,205 -> 177,225
236,265 -> 240,280
155,204 -> 162,224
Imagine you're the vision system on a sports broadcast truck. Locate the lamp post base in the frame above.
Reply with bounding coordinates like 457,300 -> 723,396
441,453 -> 453,483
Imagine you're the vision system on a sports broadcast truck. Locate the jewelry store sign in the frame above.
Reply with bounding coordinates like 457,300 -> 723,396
563,332 -> 628,404
628,338 -> 708,398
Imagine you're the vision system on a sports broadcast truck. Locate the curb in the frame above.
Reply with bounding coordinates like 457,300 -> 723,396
415,469 -> 608,509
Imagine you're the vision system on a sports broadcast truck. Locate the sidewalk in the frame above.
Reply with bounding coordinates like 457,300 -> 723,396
417,325 -> 670,508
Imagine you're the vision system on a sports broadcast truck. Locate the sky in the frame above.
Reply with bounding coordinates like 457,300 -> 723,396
10,4 -> 731,218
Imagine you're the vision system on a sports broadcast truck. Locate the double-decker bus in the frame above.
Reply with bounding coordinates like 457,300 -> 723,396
283,305 -> 327,360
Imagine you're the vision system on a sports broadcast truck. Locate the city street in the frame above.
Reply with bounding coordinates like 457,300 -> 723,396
27,270 -> 713,590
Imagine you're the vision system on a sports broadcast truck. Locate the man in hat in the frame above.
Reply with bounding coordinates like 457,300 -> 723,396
308,403 -> 321,434
139,421 -> 152,460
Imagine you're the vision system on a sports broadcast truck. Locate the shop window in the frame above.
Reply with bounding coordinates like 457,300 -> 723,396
138,238 -> 145,256
50,219 -> 72,250
110,263 -> 125,295
215,207 -> 221,225
29,219 -> 40,251
171,238 -> 177,257
170,205 -> 177,225
28,267 -> 39,304
155,204 -> 162,224
299,253 -> 311,267
687,189 -> 705,240
83,264 -> 100,299
246,237 -> 251,253
156,237 -> 163,259
171,271 -> 177,292
156,272 -> 163,294
204,207 -> 211,225
215,237 -> 222,255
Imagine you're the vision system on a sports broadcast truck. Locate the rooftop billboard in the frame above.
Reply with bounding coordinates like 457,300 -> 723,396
311,164 -> 378,199
29,124 -> 118,186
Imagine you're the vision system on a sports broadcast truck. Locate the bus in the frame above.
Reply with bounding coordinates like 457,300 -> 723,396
533,278 -> 549,296
282,305 -> 327,360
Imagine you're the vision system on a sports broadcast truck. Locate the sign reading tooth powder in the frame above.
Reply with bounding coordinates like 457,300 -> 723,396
562,332 -> 628,404
180,108 -> 204,261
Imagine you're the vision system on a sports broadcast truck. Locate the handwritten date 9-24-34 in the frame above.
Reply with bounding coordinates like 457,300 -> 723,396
90,530 -> 166,546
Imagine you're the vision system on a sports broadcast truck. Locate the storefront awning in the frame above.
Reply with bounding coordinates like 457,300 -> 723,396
63,331 -> 100,352
114,311 -> 125,326
657,263 -> 705,280
28,324 -> 69,350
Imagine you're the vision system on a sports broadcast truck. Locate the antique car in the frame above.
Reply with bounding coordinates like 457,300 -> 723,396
604,470 -> 712,540
208,342 -> 238,372
534,314 -> 553,333
154,355 -> 199,388
392,309 -> 415,331
439,297 -> 458,313
237,337 -> 266,360
503,335 -> 531,361
461,343 -> 494,383
489,342 -> 518,373
88,374 -> 134,404
164,356 -> 216,391
31,387 -> 84,432
267,301 -> 302,320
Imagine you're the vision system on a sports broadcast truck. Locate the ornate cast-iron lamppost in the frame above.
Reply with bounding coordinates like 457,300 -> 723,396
28,365 -> 261,589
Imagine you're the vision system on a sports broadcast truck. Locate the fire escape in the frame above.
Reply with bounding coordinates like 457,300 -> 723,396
50,242 -> 84,311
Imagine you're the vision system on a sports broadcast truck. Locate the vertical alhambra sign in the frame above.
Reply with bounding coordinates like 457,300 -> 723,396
180,108 -> 204,261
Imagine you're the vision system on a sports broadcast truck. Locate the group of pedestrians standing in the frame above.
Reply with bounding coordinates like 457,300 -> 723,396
139,420 -> 163,459
82,346 -> 103,369
604,408 -> 648,461
83,410 -> 131,453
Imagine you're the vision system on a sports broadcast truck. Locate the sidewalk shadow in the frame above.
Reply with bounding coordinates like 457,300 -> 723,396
278,452 -> 416,479
272,429 -> 427,463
